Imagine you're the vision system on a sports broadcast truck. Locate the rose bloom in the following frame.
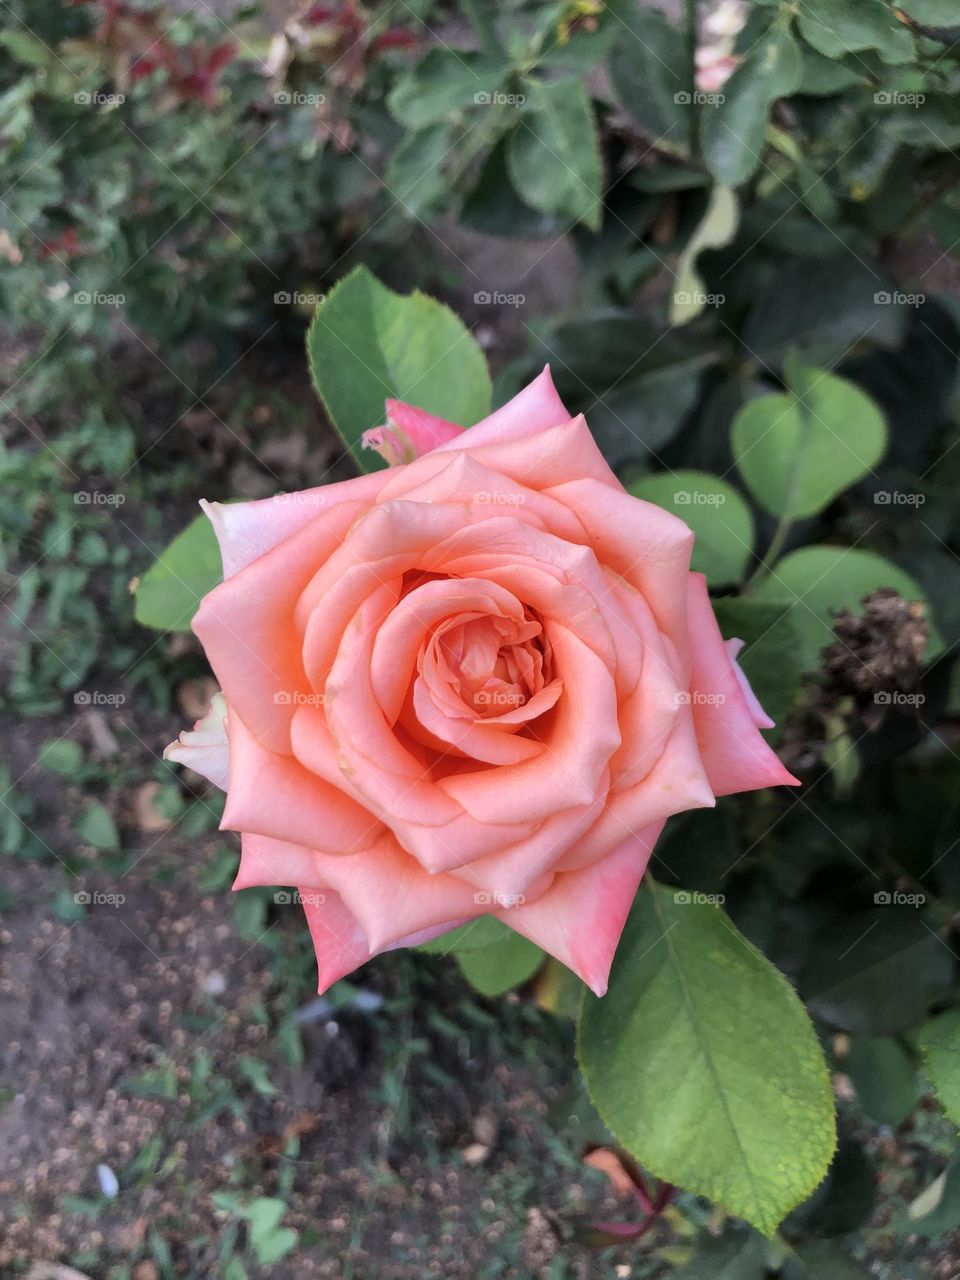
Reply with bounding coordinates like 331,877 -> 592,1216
167,369 -> 796,995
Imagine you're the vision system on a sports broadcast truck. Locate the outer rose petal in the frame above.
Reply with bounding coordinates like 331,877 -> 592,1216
687,574 -> 799,795
201,470 -> 387,579
433,365 -> 571,451
726,638 -> 775,730
495,822 -> 666,996
163,692 -> 229,789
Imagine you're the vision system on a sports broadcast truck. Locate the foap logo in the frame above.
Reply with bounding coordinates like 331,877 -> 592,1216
74,890 -> 126,907
673,290 -> 725,308
274,889 -> 327,905
674,489 -> 726,506
475,491 -> 525,506
474,290 -> 526,307
874,290 -> 925,308
274,90 -> 326,106
476,689 -> 525,708
273,690 -> 325,707
674,89 -> 724,106
474,90 -> 526,107
74,491 -> 126,506
874,490 -> 925,506
874,90 -> 925,107
74,90 -> 126,107
474,890 -> 526,908
675,690 -> 726,707
875,691 -> 925,708
275,290 -> 326,306
74,690 -> 126,708
674,890 -> 726,906
74,290 -> 125,307
874,889 -> 925,907
272,490 -> 328,507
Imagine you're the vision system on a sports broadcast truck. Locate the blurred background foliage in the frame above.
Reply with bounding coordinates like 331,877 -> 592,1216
5,0 -> 960,1276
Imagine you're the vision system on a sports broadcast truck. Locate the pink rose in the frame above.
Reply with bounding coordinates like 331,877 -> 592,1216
166,369 -> 796,995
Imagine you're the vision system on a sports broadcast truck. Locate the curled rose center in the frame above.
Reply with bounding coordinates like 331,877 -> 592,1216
432,612 -> 549,719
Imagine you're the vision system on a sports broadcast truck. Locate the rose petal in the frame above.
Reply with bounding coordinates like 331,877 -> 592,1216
432,365 -> 570,451
163,692 -> 229,789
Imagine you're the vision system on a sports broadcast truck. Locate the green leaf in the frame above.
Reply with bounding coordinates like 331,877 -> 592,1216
671,1231 -> 769,1278
386,49 -> 503,129
711,597 -> 805,728
796,0 -> 913,62
883,95 -> 960,151
587,356 -> 712,468
608,6 -> 690,152
418,916 -> 515,954
800,909 -> 953,1035
845,1037 -> 918,1126
385,122 -> 454,219
461,138 -> 568,238
244,1197 -> 298,1266
134,513 -> 222,633
751,547 -> 939,671
904,1150 -> 960,1238
916,1010 -> 960,1127
732,360 -> 887,519
38,738 -> 84,777
702,27 -> 803,187
0,29 -> 51,67
506,79 -> 602,230
628,470 -> 754,586
788,1241 -> 872,1278
76,801 -> 119,852
671,185 -> 739,327
456,932 -> 545,997
578,880 -> 835,1235
798,47 -> 866,95
306,265 -> 491,473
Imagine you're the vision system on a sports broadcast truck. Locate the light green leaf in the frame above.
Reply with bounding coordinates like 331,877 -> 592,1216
916,1010 -> 960,1128
711,597 -> 805,728
702,27 -> 803,187
608,6 -> 690,153
306,265 -> 491,473
796,0 -> 913,62
418,916 -> 514,954
752,547 -> 939,671
0,30 -> 51,67
134,513 -> 222,633
629,470 -> 754,586
578,881 -> 835,1235
671,185 -> 739,327
456,932 -> 545,997
244,1197 -> 298,1266
506,78 -> 602,230
732,359 -> 887,519
385,122 -> 454,219
76,801 -> 119,851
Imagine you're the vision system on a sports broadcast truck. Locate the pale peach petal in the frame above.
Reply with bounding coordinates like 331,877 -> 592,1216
545,479 -> 696,679
221,709 -> 383,853
496,822 -> 666,997
193,500 -> 370,754
239,833 -> 485,952
726,638 -> 775,730
687,574 -> 799,794
300,889 -> 373,992
163,692 -> 230,790
432,365 -> 570,451
439,622 -> 620,824
201,471 -> 387,579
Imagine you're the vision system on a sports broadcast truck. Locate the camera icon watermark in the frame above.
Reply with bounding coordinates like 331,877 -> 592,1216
874,889 -> 925,906
874,90 -> 925,107
673,290 -> 725,308
273,690 -> 325,707
274,290 -> 325,306
473,890 -> 526,908
74,491 -> 126,506
675,690 -> 726,707
873,489 -> 925,506
674,890 -> 726,906
74,890 -> 126,907
74,690 -> 126,707
474,90 -> 525,107
674,489 -> 726,506
274,889 -> 326,905
674,89 -> 724,106
473,290 -> 526,307
874,290 -> 924,308
74,90 -> 125,107
73,290 -> 125,307
274,90 -> 326,106
874,691 -> 925,707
